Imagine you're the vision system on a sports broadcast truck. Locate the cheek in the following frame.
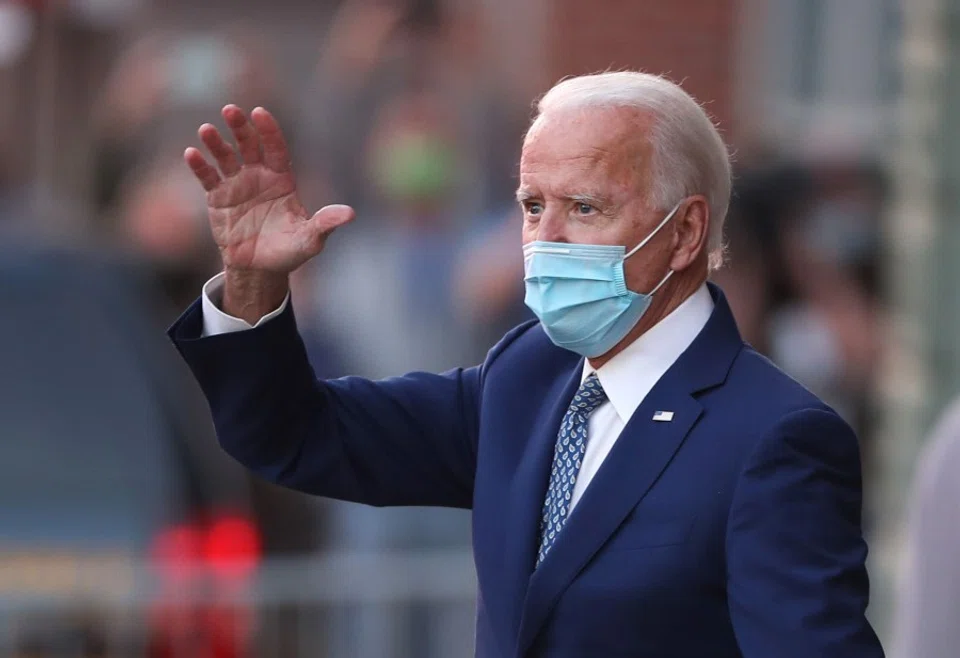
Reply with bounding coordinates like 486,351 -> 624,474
622,259 -> 656,294
622,247 -> 672,293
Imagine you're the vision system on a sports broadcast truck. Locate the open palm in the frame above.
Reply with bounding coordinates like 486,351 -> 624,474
184,105 -> 354,274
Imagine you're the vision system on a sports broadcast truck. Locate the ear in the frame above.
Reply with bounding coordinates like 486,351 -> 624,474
669,195 -> 710,272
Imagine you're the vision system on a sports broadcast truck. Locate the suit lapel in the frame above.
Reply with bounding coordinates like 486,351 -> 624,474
499,358 -> 583,648
516,380 -> 702,655
515,283 -> 743,655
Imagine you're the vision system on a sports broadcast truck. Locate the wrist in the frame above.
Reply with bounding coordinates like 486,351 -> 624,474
222,268 -> 289,325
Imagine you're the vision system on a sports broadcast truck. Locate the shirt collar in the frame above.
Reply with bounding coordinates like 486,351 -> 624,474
581,283 -> 714,423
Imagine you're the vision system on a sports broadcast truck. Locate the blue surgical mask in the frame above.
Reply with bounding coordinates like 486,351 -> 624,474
523,202 -> 682,358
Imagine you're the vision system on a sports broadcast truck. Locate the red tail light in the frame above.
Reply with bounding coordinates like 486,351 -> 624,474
150,513 -> 262,578
148,514 -> 261,658
202,515 -> 261,580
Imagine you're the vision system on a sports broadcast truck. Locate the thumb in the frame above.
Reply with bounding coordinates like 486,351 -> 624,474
308,203 -> 356,239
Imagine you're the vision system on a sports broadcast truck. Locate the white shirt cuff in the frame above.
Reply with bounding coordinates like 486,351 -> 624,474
200,272 -> 290,337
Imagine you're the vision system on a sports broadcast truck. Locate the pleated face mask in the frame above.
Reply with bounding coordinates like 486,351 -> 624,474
523,201 -> 681,358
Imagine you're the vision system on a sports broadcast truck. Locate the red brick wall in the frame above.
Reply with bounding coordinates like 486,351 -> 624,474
545,0 -> 739,138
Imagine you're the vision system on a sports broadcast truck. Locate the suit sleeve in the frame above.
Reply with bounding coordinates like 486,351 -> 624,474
726,407 -> 884,657
169,297 -> 530,509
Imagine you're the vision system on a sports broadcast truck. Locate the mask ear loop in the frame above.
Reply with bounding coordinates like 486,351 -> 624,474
624,200 -> 684,260
648,268 -> 674,295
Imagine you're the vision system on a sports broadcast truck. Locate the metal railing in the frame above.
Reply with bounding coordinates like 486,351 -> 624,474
0,549 -> 478,658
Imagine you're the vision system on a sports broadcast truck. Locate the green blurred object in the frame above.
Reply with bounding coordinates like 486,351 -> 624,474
375,133 -> 458,203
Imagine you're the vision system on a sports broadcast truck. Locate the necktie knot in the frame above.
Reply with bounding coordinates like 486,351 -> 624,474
569,373 -> 607,417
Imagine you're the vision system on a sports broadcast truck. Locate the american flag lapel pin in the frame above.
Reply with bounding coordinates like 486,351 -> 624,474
652,411 -> 674,422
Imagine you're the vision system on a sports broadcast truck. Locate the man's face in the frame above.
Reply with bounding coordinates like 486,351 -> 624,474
517,106 -> 677,296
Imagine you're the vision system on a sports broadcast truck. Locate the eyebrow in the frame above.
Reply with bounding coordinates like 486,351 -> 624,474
515,188 -> 535,203
514,189 -> 610,207
567,193 -> 607,207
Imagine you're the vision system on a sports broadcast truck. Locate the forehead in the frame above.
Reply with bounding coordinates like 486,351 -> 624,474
519,106 -> 653,195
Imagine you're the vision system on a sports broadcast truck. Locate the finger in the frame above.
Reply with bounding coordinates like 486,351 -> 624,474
251,107 -> 292,173
301,204 -> 356,257
222,105 -> 262,165
308,204 -> 357,239
184,147 -> 222,192
198,124 -> 241,176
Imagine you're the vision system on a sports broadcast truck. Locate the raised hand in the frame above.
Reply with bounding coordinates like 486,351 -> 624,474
185,105 -> 354,322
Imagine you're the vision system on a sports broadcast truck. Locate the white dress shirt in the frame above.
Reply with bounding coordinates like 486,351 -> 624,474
570,284 -> 714,511
200,273 -> 714,512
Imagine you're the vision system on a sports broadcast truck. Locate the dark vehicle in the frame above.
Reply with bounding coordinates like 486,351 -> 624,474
0,240 -> 261,657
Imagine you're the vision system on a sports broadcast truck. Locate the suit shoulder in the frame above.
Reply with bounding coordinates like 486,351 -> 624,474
705,344 -> 859,468
482,319 -> 565,366
483,319 -> 540,362
726,344 -> 836,418
479,320 -> 580,386
478,320 -> 538,378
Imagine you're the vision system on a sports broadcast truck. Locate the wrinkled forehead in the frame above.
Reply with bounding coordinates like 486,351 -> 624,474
520,106 -> 654,194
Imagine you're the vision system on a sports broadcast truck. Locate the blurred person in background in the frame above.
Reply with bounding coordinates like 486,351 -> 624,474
772,158 -> 885,441
112,155 -> 220,319
301,0 -> 530,367
304,0 -> 524,217
316,85 -> 472,376
301,4 -> 525,651
453,205 -> 534,363
92,24 -> 294,222
893,397 -> 960,658
305,0 -> 445,208
723,155 -> 886,495
169,70 -> 882,657
309,84 -> 477,658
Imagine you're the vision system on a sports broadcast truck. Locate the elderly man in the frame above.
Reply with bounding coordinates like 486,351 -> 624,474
170,72 -> 884,657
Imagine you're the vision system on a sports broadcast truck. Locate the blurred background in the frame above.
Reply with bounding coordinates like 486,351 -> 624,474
0,0 -> 954,655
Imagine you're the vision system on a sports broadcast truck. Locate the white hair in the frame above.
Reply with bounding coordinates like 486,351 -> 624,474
532,71 -> 733,270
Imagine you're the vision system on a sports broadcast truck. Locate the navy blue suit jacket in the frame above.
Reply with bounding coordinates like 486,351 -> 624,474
170,284 -> 883,657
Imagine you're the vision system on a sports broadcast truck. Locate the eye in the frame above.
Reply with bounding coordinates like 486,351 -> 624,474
523,201 -> 544,217
575,202 -> 595,215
